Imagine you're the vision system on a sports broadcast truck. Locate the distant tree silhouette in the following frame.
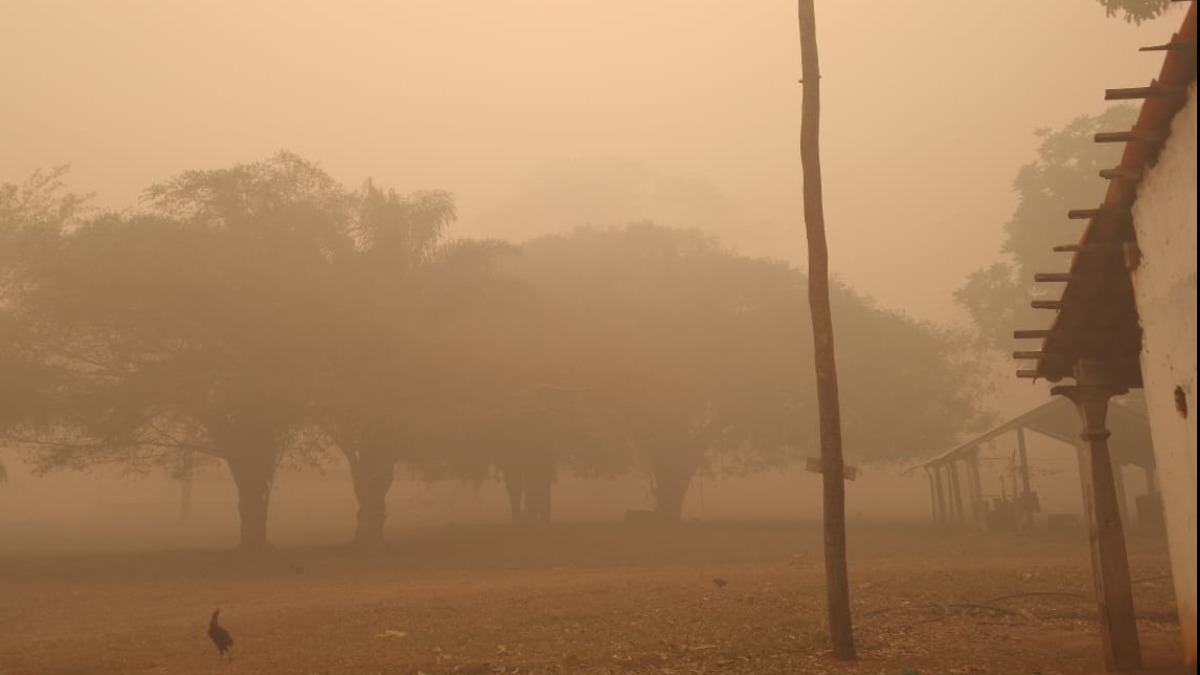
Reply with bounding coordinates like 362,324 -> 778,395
2,159 -> 987,548
3,155 -> 518,550
0,168 -> 89,488
12,154 -> 347,550
509,224 -> 987,521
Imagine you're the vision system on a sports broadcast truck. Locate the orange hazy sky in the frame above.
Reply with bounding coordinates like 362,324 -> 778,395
0,0 -> 1180,323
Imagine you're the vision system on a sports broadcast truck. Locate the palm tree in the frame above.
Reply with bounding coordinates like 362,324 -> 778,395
325,181 -> 517,547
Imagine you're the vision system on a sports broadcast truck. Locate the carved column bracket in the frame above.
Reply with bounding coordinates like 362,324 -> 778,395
1052,359 -> 1142,672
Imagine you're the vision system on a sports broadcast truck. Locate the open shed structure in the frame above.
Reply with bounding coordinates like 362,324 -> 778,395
1013,2 -> 1196,670
920,397 -> 1155,534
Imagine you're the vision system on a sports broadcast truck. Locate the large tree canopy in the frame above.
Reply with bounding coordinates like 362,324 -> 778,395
505,224 -> 988,519
3,156 -> 988,541
0,168 -> 91,484
2,154 -> 512,549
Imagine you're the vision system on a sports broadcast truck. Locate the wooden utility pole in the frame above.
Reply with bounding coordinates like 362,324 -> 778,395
797,0 -> 855,660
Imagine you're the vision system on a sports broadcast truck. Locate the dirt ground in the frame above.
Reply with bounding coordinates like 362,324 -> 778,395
0,521 -> 1186,675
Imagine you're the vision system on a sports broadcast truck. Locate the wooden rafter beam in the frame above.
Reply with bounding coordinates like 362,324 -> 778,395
1100,167 -> 1143,181
1067,207 -> 1130,220
1139,41 -> 1195,51
1053,243 -> 1120,253
1104,85 -> 1186,100
1035,272 -> 1074,283
1013,350 -> 1054,360
1095,129 -> 1169,144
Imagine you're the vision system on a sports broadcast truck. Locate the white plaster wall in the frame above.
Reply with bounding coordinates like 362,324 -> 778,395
1130,81 -> 1198,666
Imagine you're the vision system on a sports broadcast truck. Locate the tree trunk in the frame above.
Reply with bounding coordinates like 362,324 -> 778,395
528,479 -> 551,524
502,467 -> 529,525
650,451 -> 699,523
501,450 -> 556,526
652,474 -> 690,522
179,477 -> 193,526
527,453 -> 554,524
351,450 -> 396,548
227,454 -> 273,552
798,0 -> 856,660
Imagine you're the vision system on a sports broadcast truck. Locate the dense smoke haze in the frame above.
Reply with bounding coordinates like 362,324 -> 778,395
0,2 -> 1191,674
0,1 -> 1178,321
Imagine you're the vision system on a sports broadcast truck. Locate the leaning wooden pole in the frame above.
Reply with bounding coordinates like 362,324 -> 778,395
798,0 -> 856,660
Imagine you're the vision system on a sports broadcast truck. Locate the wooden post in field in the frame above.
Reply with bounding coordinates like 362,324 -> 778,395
797,0 -> 855,660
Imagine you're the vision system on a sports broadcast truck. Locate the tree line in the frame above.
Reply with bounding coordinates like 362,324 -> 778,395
1,153 -> 988,550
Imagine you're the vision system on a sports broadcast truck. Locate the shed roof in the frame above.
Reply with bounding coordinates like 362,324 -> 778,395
916,395 -> 1152,471
1017,2 -> 1197,385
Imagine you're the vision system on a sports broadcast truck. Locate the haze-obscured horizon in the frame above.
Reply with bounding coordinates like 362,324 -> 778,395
0,0 -> 1179,325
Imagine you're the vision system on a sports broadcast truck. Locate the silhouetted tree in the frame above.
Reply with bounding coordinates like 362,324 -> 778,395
2,158 -> 986,550
510,224 -> 986,521
8,154 -> 348,550
412,280 -> 614,525
318,179 -> 517,546
0,168 -> 89,486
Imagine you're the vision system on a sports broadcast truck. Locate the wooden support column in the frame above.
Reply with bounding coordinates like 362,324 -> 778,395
948,463 -> 965,529
967,449 -> 986,532
1054,360 -> 1142,672
933,466 -> 949,529
1016,427 -> 1034,528
927,470 -> 938,527
1112,460 -> 1131,533
962,455 -> 979,529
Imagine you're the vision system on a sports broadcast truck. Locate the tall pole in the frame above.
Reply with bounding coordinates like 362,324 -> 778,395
798,0 -> 855,660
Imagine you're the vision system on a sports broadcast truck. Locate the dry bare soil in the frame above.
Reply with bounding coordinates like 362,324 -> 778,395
0,521 -> 1185,675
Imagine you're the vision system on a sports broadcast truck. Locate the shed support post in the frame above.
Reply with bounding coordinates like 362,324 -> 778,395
927,470 -> 938,527
931,468 -> 940,526
1112,460 -> 1131,533
947,463 -> 962,528
1054,360 -> 1142,672
1016,427 -> 1035,529
933,466 -> 948,529
953,464 -> 968,529
967,450 -> 985,532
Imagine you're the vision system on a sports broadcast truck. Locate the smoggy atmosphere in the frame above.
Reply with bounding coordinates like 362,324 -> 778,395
0,1 -> 1193,674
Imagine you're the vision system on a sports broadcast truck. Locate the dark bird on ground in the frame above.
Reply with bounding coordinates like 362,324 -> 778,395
712,578 -> 728,588
208,609 -> 234,658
